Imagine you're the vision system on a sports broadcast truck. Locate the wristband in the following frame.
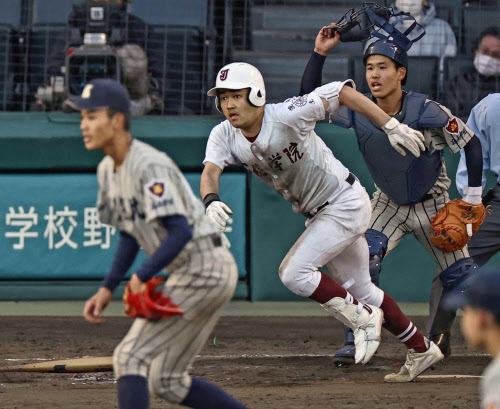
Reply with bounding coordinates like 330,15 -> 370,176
203,193 -> 220,209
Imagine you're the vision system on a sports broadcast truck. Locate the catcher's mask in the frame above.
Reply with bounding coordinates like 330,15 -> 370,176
349,3 -> 426,86
330,2 -> 425,48
207,62 -> 266,113
329,2 -> 391,42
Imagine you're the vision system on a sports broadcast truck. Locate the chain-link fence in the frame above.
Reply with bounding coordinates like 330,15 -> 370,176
0,0 -> 498,116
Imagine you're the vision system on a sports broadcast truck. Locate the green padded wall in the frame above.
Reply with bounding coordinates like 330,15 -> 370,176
0,113 -> 499,301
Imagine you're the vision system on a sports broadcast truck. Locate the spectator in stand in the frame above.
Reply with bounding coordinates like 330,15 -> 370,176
443,27 -> 500,122
365,1 -> 457,60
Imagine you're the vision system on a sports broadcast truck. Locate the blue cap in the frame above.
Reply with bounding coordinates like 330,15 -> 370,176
443,270 -> 500,317
68,78 -> 130,113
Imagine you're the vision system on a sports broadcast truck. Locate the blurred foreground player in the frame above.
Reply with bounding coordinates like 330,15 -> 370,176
444,270 -> 500,409
76,79 -> 249,409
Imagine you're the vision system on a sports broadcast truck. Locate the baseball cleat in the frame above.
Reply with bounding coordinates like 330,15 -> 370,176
353,305 -> 383,364
333,327 -> 356,367
333,343 -> 356,367
322,296 -> 383,365
384,340 -> 444,382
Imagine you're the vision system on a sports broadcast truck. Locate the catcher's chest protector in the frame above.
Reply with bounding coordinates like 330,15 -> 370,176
330,92 -> 447,205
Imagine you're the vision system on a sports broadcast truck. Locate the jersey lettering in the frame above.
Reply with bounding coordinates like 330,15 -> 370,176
283,142 -> 304,163
111,197 -> 146,222
268,153 -> 283,170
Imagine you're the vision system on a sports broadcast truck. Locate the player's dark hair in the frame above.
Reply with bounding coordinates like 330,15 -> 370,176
107,108 -> 130,131
387,59 -> 407,86
474,26 -> 500,52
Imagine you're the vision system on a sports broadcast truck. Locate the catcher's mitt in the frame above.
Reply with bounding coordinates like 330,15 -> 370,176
123,277 -> 183,320
430,199 -> 487,253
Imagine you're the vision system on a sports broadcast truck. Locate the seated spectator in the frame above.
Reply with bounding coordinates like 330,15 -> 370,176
37,0 -> 166,115
443,27 -> 500,122
365,1 -> 457,59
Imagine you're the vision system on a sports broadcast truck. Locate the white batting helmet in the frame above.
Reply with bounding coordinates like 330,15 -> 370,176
207,62 -> 266,112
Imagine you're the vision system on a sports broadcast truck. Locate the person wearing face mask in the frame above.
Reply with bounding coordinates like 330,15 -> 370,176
364,1 -> 457,60
443,27 -> 500,122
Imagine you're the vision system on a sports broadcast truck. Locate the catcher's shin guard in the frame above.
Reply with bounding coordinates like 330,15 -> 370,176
430,257 -> 479,357
366,229 -> 388,287
333,327 -> 356,367
322,295 -> 383,364
439,257 -> 478,291
429,299 -> 455,357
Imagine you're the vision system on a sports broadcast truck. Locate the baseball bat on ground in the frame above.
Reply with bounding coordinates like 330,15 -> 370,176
0,356 -> 113,373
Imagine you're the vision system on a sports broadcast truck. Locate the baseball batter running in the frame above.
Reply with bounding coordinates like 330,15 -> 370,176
300,16 -> 484,374
201,61 -> 443,380
78,79 -> 249,409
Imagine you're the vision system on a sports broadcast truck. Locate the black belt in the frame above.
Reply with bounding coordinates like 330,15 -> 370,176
421,193 -> 434,202
346,172 -> 355,186
304,173 -> 356,218
211,234 -> 222,247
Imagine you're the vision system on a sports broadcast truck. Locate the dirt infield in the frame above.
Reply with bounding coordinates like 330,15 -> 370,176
0,315 -> 488,409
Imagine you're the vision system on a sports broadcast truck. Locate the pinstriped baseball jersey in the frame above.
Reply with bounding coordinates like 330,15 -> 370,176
97,139 -> 219,266
103,139 -> 239,401
422,101 -> 474,197
203,81 -> 353,215
113,242 -> 237,401
369,101 -> 473,272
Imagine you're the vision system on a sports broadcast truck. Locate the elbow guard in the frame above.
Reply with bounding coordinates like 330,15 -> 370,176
313,79 -> 356,114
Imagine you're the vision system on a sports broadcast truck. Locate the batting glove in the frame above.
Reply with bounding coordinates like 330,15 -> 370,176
382,118 -> 425,158
206,201 -> 233,231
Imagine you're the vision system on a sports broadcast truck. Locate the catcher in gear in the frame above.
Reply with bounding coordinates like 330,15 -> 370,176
79,79 -> 249,409
300,6 -> 484,375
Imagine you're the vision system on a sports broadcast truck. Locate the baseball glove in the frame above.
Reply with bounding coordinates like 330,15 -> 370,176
429,199 -> 487,253
123,277 -> 183,320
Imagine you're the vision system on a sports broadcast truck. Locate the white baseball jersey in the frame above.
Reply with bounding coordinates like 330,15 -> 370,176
97,139 -> 219,272
204,81 -> 353,215
204,81 -> 384,307
102,139 -> 238,402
